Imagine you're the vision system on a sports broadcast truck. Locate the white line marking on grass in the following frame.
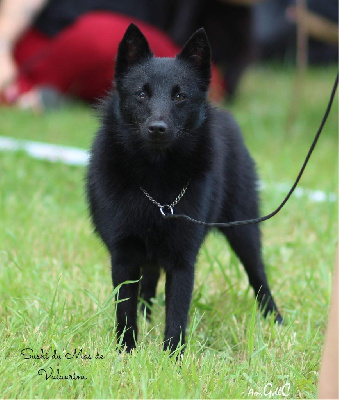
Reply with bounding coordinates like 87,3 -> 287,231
0,135 -> 88,166
258,181 -> 337,203
0,136 -> 336,203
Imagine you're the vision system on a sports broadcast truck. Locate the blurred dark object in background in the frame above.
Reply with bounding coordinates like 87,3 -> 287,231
157,0 -> 338,99
156,0 -> 254,100
253,0 -> 338,64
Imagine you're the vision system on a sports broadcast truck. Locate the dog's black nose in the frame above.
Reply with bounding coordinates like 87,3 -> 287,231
148,121 -> 168,137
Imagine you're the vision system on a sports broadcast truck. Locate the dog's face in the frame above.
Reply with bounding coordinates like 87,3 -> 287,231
114,24 -> 211,151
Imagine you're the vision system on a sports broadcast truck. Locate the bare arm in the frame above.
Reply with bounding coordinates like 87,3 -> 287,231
0,0 -> 48,90
0,0 -> 47,48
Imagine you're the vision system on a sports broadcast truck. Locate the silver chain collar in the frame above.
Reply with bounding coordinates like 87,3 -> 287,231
140,181 -> 190,217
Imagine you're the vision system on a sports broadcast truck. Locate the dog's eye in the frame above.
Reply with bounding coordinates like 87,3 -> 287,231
138,91 -> 147,99
174,93 -> 186,102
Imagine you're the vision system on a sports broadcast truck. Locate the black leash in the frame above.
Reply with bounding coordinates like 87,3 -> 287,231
163,74 -> 338,228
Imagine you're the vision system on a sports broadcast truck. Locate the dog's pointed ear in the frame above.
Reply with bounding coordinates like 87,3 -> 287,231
177,28 -> 211,86
115,23 -> 153,78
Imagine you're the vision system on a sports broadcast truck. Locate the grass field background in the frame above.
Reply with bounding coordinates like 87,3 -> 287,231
0,66 -> 337,399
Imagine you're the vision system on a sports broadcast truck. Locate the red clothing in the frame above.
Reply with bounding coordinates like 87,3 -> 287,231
13,12 -> 226,102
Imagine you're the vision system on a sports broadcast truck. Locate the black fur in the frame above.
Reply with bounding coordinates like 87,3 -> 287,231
87,24 -> 282,353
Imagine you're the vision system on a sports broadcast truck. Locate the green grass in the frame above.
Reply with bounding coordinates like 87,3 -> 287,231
0,66 -> 337,399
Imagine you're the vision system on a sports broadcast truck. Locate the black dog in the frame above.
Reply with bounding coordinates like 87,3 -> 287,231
87,23 -> 282,353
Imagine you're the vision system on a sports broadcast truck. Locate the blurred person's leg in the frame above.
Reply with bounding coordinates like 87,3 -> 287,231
253,0 -> 296,60
318,248 -> 338,399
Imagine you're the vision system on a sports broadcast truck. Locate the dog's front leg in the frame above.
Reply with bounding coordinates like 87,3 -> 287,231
111,245 -> 141,352
164,265 -> 194,353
